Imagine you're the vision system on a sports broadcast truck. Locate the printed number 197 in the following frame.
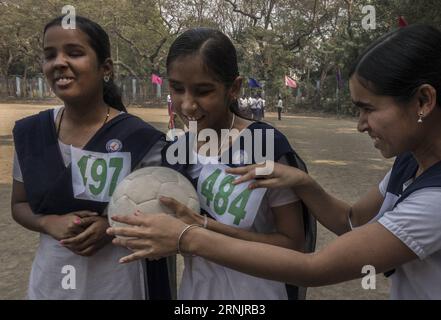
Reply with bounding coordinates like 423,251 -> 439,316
77,156 -> 123,197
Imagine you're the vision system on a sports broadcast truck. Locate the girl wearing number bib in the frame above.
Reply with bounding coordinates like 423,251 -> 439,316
11,16 -> 170,299
110,28 -> 316,300
110,24 -> 441,300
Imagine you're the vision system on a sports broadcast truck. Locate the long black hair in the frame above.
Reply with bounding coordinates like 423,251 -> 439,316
349,24 -> 441,106
44,16 -> 126,112
166,28 -> 243,117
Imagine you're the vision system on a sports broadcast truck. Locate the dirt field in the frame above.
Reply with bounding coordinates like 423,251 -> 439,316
0,102 -> 392,300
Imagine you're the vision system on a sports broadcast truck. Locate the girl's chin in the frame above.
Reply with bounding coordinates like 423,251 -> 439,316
378,148 -> 396,159
54,93 -> 84,105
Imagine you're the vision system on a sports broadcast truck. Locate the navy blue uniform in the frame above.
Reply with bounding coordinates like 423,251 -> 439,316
13,109 -> 171,299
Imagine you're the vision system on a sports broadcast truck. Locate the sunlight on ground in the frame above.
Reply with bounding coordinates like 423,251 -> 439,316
311,160 -> 350,166
335,128 -> 358,134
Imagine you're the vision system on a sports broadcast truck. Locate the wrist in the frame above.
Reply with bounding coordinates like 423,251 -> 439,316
178,224 -> 203,256
38,215 -> 53,233
291,172 -> 317,202
292,171 -> 312,190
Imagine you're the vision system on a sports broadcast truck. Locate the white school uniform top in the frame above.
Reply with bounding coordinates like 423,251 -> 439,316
178,152 -> 300,300
374,170 -> 441,300
13,107 -> 164,299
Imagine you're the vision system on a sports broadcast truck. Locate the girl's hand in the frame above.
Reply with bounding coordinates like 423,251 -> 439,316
39,211 -> 98,241
226,161 -> 309,190
107,201 -> 194,263
60,216 -> 112,256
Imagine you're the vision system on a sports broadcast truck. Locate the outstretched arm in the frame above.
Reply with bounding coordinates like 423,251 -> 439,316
161,196 -> 305,251
182,221 -> 415,287
108,212 -> 416,287
227,162 -> 385,235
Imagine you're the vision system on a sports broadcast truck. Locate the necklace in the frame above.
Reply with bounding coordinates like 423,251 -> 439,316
217,113 -> 236,157
56,106 -> 110,139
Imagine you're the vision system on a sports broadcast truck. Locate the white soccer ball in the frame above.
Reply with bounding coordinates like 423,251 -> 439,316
107,166 -> 200,228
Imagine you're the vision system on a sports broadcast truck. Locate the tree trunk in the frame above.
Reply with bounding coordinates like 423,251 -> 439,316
2,72 -> 10,97
5,48 -> 14,96
23,68 -> 28,98
345,0 -> 353,39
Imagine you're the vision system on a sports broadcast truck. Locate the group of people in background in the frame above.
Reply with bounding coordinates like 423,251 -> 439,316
239,95 -> 285,121
239,95 -> 265,120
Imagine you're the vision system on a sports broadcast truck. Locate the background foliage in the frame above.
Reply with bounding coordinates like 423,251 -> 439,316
1,0 -> 440,114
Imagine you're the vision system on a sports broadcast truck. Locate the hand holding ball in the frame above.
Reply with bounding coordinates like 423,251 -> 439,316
107,167 -> 200,228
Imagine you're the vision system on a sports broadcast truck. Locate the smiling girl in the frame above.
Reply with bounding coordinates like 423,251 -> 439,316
110,28 -> 316,300
11,16 -> 169,299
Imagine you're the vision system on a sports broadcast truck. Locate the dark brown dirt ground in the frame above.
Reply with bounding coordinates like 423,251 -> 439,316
0,103 -> 392,299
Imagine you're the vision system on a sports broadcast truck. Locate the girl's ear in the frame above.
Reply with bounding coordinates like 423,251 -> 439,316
230,76 -> 243,100
416,84 -> 437,117
102,58 -> 114,78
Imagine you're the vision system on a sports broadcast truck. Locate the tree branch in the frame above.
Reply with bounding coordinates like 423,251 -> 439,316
225,0 -> 260,26
114,60 -> 141,80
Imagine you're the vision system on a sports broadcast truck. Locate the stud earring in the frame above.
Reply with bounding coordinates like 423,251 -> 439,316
417,112 -> 424,123
104,75 -> 110,83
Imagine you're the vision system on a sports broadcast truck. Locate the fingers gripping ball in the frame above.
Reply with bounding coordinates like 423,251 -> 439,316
107,167 -> 200,229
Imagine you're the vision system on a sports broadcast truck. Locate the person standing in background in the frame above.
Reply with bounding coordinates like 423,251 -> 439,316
277,96 -> 283,120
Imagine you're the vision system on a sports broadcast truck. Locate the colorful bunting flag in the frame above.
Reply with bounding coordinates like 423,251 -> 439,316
285,75 -> 297,88
151,74 -> 163,85
398,16 -> 408,28
248,78 -> 261,88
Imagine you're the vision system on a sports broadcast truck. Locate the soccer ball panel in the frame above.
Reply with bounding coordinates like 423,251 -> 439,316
153,167 -> 179,184
123,175 -> 160,205
111,179 -> 131,201
107,195 -> 137,228
108,166 -> 200,229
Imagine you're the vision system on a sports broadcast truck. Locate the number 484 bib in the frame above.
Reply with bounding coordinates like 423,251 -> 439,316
197,164 -> 267,229
71,145 -> 131,202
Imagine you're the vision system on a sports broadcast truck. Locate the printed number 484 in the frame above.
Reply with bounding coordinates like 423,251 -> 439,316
201,169 -> 252,225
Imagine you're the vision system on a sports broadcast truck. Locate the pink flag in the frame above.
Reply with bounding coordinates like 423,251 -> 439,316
151,74 -> 163,85
398,16 -> 408,28
285,75 -> 297,88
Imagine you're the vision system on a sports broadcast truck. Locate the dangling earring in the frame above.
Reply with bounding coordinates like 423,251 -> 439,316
417,112 -> 424,123
104,75 -> 110,83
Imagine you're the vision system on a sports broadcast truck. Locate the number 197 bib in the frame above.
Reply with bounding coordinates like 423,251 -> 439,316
197,164 -> 267,229
71,145 -> 131,202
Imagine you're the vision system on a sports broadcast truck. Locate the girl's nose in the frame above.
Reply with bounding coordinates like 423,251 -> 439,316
53,53 -> 68,68
181,94 -> 198,114
357,111 -> 369,133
